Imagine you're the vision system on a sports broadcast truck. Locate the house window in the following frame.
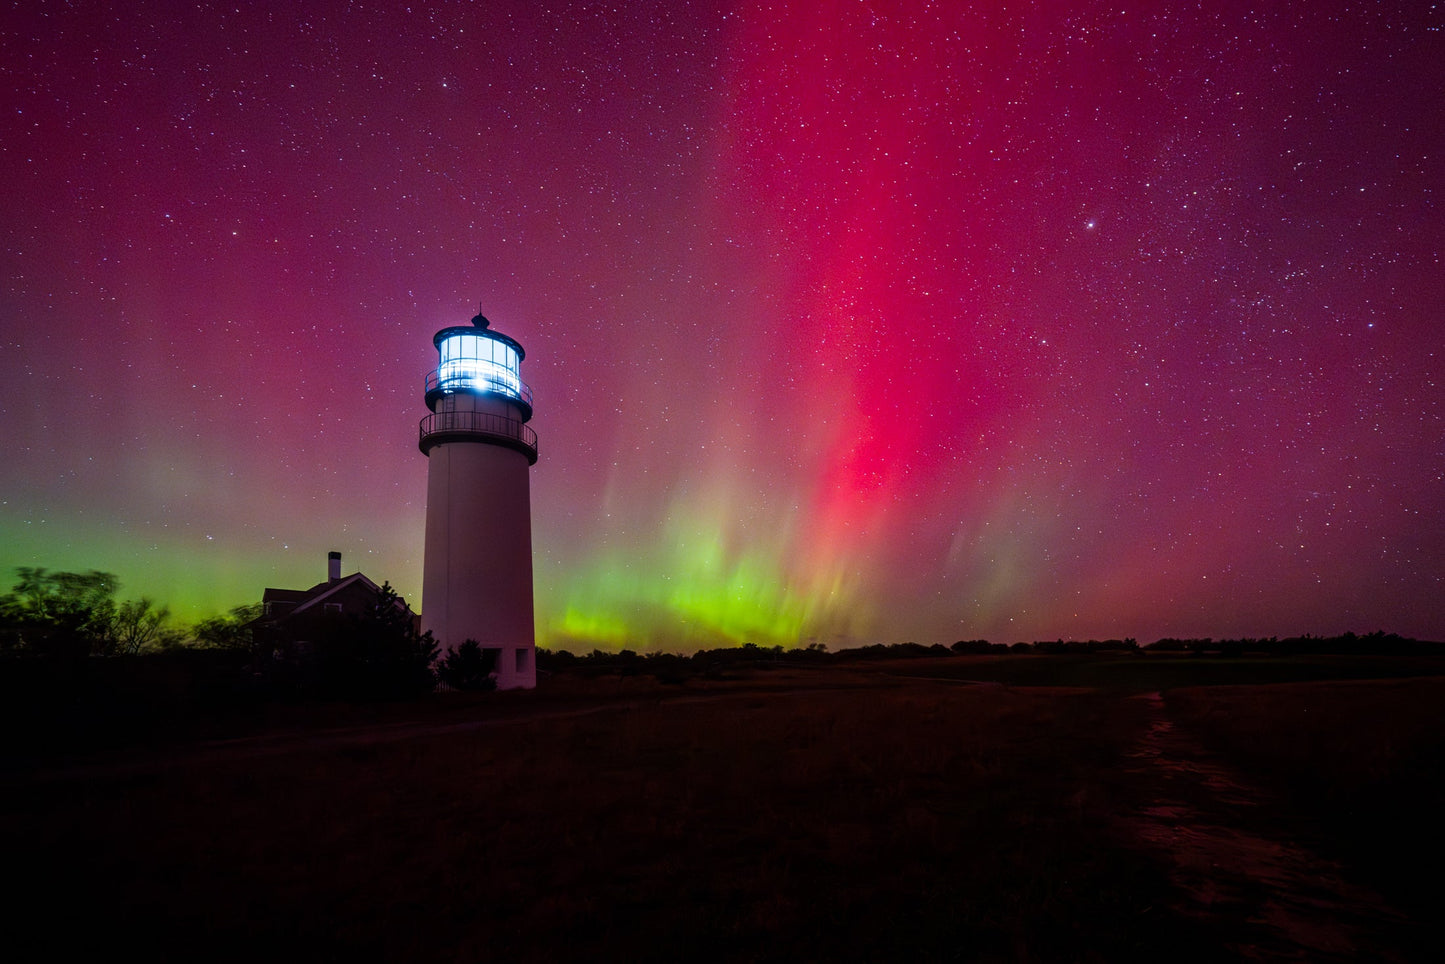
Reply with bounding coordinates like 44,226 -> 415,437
516,648 -> 530,674
324,603 -> 342,614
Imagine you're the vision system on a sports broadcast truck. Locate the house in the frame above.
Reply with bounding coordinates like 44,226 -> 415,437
251,551 -> 415,653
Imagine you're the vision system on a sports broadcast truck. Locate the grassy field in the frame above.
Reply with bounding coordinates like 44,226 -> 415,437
4,655 -> 1442,961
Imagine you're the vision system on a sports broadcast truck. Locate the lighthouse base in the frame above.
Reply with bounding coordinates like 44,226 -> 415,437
491,645 -> 535,691
421,439 -> 536,690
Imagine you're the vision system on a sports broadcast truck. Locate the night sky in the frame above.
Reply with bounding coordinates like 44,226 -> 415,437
2,1 -> 1441,650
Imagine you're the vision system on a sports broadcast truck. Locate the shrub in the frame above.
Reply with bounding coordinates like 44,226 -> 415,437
436,639 -> 497,692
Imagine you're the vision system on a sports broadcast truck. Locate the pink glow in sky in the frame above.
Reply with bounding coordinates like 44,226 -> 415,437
2,1 -> 1441,648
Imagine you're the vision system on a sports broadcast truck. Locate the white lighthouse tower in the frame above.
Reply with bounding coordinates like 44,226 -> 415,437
419,307 -> 538,689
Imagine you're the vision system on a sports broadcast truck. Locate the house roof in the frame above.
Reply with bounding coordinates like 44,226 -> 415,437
258,572 -> 404,623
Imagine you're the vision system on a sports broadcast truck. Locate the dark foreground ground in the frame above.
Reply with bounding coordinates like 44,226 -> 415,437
5,653 -> 1444,961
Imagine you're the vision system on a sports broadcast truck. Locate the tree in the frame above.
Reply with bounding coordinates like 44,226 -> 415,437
192,603 -> 263,650
2,567 -> 115,620
110,597 -> 184,655
0,568 -> 119,657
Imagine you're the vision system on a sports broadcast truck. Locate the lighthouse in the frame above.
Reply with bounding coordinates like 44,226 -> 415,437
419,307 -> 538,689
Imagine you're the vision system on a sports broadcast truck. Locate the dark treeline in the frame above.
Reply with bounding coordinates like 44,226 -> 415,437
1146,631 -> 1428,655
539,630 -> 1439,681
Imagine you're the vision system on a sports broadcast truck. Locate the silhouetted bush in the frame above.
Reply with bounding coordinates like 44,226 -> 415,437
437,639 -> 497,692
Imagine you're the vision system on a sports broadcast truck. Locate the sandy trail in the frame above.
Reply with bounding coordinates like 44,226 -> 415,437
1120,690 -> 1410,962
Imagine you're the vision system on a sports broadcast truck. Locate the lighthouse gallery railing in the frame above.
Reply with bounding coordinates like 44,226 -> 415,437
419,410 -> 538,461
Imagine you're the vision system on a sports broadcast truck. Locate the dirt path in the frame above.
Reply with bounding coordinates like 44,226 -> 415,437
1119,691 -> 1411,961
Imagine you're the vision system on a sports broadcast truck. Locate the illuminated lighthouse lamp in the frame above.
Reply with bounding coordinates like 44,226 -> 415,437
425,323 -> 533,415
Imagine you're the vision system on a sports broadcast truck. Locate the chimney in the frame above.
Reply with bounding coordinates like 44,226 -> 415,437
328,551 -> 341,582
